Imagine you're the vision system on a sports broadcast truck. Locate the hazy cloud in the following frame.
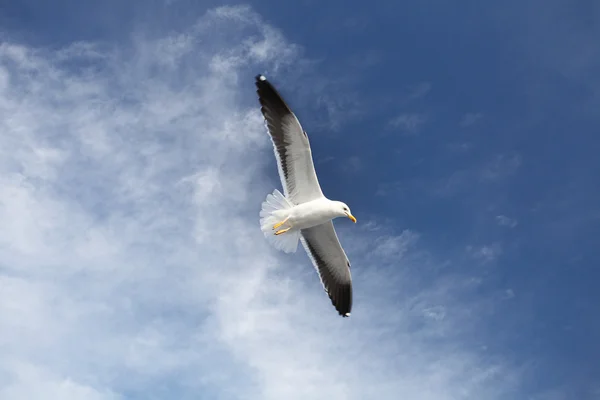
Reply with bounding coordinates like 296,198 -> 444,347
0,5 -> 524,400
496,215 -> 518,228
406,81 -> 432,102
467,243 -> 503,263
481,153 -> 522,180
388,113 -> 428,134
460,112 -> 484,127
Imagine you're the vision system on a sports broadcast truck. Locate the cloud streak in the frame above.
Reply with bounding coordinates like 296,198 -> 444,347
496,215 -> 518,228
387,113 -> 428,135
0,5 -> 526,400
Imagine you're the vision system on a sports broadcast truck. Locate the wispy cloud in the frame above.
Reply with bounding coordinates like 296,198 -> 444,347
467,243 -> 503,263
481,153 -> 522,181
447,142 -> 473,152
392,81 -> 432,109
427,152 -> 522,197
341,155 -> 363,172
496,215 -> 518,228
371,229 -> 419,260
0,5 -> 525,400
405,81 -> 432,102
460,112 -> 484,127
387,113 -> 428,135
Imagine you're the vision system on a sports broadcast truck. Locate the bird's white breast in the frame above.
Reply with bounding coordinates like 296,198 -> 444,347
288,198 -> 336,230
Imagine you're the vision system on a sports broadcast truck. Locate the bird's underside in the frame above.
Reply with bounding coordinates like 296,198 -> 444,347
255,74 -> 353,317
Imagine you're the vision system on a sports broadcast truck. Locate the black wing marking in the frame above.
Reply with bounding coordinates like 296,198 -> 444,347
255,75 -> 323,203
301,222 -> 353,317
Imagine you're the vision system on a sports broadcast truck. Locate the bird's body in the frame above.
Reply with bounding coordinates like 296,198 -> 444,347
272,198 -> 348,231
255,74 -> 356,317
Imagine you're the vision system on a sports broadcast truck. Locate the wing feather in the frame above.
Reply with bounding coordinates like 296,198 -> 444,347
301,222 -> 353,317
255,75 -> 324,204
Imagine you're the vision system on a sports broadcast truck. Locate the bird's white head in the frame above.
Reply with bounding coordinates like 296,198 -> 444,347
333,201 -> 357,223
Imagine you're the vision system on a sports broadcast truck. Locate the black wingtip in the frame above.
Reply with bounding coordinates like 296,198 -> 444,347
254,74 -> 296,116
327,284 -> 352,318
254,74 -> 271,93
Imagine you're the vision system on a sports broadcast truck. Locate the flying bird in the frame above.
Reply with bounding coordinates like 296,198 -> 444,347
255,74 -> 356,317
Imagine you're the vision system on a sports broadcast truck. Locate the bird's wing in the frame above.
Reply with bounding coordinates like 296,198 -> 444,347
255,75 -> 324,204
301,222 -> 352,317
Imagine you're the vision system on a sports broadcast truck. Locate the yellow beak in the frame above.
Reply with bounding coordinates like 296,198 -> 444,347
346,213 -> 357,223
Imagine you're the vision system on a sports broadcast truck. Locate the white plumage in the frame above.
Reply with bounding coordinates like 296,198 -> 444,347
255,74 -> 356,317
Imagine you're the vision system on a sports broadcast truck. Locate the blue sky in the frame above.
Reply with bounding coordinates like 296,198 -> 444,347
0,1 -> 598,399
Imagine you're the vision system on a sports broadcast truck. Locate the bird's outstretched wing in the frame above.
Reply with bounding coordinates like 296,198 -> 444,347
301,222 -> 353,317
255,75 -> 324,204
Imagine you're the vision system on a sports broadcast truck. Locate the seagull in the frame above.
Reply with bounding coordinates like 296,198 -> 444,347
255,74 -> 356,317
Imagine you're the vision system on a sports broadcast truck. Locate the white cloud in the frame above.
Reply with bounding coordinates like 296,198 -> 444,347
388,113 -> 428,134
496,215 -> 518,228
447,142 -> 473,152
467,243 -> 503,263
0,362 -> 121,400
0,5 -> 524,400
371,229 -> 419,259
481,153 -> 522,180
341,155 -> 363,172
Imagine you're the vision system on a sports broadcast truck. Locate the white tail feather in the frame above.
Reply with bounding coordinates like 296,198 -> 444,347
259,189 -> 300,253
